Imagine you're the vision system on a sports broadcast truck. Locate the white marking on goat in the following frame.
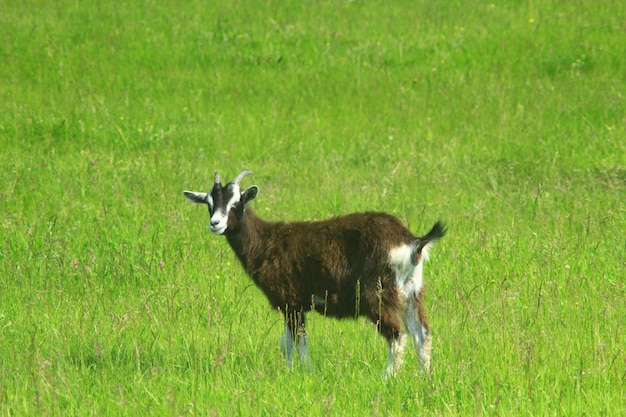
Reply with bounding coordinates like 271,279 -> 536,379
389,245 -> 423,296
209,208 -> 227,235
389,245 -> 413,277
225,185 -> 241,211
421,241 -> 434,263
209,185 -> 241,235
388,244 -> 433,373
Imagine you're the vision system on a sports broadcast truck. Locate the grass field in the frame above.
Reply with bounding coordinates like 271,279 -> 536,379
1,0 -> 625,415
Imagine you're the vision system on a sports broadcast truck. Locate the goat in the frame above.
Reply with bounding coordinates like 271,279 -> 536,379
183,170 -> 446,377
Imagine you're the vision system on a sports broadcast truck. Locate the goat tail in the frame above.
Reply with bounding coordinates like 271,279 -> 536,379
423,221 -> 447,244
412,221 -> 447,264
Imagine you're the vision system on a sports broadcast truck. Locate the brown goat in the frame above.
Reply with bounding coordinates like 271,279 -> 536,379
183,170 -> 446,377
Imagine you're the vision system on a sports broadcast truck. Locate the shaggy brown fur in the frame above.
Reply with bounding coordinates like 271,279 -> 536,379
226,208 -> 418,342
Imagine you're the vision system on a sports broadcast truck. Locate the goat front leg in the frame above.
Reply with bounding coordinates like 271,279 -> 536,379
280,321 -> 296,366
280,310 -> 309,366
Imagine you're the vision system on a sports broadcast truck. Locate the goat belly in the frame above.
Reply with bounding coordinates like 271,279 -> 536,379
309,288 -> 361,319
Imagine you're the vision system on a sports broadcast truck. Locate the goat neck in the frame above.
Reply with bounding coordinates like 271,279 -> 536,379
224,207 -> 275,274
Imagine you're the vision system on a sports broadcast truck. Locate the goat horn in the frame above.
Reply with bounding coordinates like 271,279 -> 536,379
214,171 -> 221,185
232,170 -> 254,186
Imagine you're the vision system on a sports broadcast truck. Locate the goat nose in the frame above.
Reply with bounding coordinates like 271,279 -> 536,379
210,219 -> 220,227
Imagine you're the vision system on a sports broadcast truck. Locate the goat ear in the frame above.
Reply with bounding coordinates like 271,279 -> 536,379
183,191 -> 208,204
241,186 -> 259,206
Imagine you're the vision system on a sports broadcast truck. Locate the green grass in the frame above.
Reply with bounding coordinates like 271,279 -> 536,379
1,0 -> 625,415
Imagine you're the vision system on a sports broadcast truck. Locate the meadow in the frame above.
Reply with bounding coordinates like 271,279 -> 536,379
1,0 -> 625,415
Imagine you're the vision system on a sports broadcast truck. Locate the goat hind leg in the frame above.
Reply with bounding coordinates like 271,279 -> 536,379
405,290 -> 432,373
384,332 -> 407,379
376,313 -> 405,378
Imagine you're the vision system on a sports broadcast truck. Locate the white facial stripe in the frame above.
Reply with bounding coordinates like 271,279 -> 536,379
208,184 -> 242,235
224,185 -> 241,213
